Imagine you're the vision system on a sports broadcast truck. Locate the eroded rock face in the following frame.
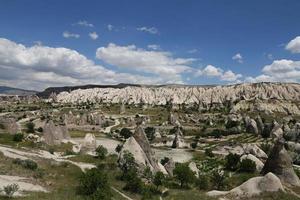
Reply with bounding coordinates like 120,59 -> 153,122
207,173 -> 284,198
188,162 -> 199,177
244,116 -> 258,135
255,115 -> 264,134
243,144 -> 268,160
43,120 -> 70,145
0,117 -> 19,134
261,140 -> 300,186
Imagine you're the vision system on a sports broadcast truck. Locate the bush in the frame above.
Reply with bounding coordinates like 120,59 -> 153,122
0,123 -> 4,129
260,142 -> 272,156
196,174 -> 209,190
173,163 -> 195,188
160,157 -> 170,166
145,127 -> 156,141
211,169 -> 227,190
25,122 -> 35,133
205,148 -> 214,157
13,133 -> 24,142
123,169 -> 143,193
3,183 -> 19,198
115,144 -> 123,153
13,158 -> 38,170
225,153 -> 240,171
239,158 -> 256,173
95,145 -> 108,159
153,171 -> 165,188
190,142 -> 198,149
77,168 -> 112,200
120,128 -> 133,139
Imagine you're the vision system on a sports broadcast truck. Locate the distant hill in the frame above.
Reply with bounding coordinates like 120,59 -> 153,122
37,83 -> 141,98
0,86 -> 37,96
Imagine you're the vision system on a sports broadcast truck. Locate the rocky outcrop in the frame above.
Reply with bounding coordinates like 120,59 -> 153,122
82,133 -> 96,150
270,121 -> 283,138
55,83 -> 300,115
43,120 -> 70,145
207,173 -> 284,199
244,116 -> 258,135
261,139 -> 300,186
168,113 -> 180,126
255,115 -> 264,134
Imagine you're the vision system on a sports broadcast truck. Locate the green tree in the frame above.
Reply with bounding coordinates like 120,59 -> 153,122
120,128 -> 133,139
160,157 -> 170,166
196,174 -> 209,190
3,183 -> 19,198
115,144 -> 123,153
173,163 -> 195,188
95,145 -> 108,160
211,169 -> 227,190
77,168 -> 112,200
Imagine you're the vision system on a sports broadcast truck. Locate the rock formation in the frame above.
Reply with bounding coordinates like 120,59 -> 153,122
261,139 -> 300,186
244,116 -> 258,135
207,173 -> 284,199
240,154 -> 264,171
43,120 -> 70,145
0,117 -> 20,134
164,158 -> 175,176
82,133 -> 97,150
243,144 -> 268,160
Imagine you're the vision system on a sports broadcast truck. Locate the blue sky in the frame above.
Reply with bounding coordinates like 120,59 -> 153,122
0,0 -> 300,90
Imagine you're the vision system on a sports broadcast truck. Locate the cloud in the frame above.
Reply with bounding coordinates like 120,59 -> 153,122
245,59 -> 300,83
221,70 -> 242,81
0,38 -> 182,90
107,24 -> 114,31
96,43 -> 194,80
147,44 -> 160,50
75,20 -> 94,27
232,53 -> 243,63
286,36 -> 300,53
188,49 -> 198,54
196,65 -> 242,82
89,32 -> 98,40
63,31 -> 80,39
137,26 -> 158,34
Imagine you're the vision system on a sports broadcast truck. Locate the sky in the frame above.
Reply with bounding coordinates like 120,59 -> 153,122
0,0 -> 300,91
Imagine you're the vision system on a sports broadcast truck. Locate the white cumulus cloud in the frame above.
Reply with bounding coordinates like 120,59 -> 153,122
89,32 -> 98,40
75,20 -> 94,27
232,53 -> 243,63
196,65 -> 242,82
286,36 -> 300,53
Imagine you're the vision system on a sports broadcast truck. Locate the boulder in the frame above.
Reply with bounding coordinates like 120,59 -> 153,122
168,113 -> 180,126
245,117 -> 258,135
270,121 -> 283,138
171,132 -> 184,148
207,173 -> 284,198
72,144 -> 82,154
261,139 -> 300,186
188,162 -> 199,177
243,144 -> 268,160
240,154 -> 264,171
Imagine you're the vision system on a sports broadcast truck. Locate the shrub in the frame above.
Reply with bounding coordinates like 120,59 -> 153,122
260,142 -> 272,156
95,145 -> 108,159
120,128 -> 133,139
3,183 -> 19,198
13,133 -> 24,142
77,168 -> 112,200
123,169 -> 143,193
153,172 -> 165,188
13,158 -> 38,170
205,148 -> 214,157
210,129 -> 222,138
145,127 -> 156,141
211,169 -> 227,190
0,123 -> 4,129
190,142 -> 198,149
196,174 -> 209,190
225,153 -> 240,171
115,144 -> 123,153
25,122 -> 35,133
160,157 -> 170,166
37,127 -> 43,132
239,158 -> 256,173
173,163 -> 195,188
